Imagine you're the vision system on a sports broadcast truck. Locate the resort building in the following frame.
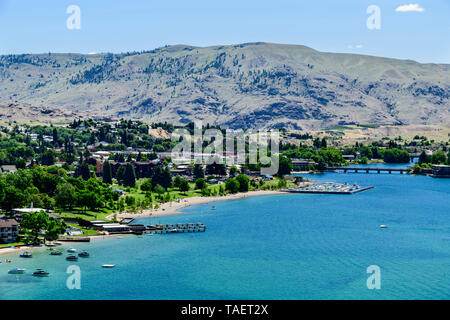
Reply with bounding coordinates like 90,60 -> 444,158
0,218 -> 19,244
291,159 -> 316,171
431,165 -> 450,178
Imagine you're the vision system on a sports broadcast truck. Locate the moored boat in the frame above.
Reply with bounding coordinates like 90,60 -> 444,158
20,252 -> 32,258
33,269 -> 49,277
66,255 -> 78,261
67,248 -> 77,253
78,251 -> 90,258
102,264 -> 115,268
50,251 -> 63,256
8,268 -> 26,275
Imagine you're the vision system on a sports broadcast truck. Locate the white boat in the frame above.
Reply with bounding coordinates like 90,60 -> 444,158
380,225 -> 388,228
102,264 -> 115,268
67,248 -> 77,253
8,268 -> 26,275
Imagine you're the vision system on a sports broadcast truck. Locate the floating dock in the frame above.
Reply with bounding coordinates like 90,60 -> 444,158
282,183 -> 374,195
148,223 -> 206,234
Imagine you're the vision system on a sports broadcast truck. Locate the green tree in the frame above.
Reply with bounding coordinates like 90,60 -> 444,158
278,155 -> 293,176
235,174 -> 249,192
123,163 -> 136,188
102,160 -> 113,184
225,178 -> 240,194
193,164 -> 205,180
179,179 -> 190,192
140,178 -> 153,192
20,210 -> 50,243
55,183 -> 77,210
195,178 -> 206,190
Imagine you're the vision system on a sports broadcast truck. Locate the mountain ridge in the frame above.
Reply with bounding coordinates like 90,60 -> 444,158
1,42 -> 448,129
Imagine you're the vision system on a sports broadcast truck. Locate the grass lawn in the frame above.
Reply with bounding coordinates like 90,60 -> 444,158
0,242 -> 25,249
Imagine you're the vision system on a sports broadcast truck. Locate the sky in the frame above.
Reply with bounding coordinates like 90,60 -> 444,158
0,0 -> 449,63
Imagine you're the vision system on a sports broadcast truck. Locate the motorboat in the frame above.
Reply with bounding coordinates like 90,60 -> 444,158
78,251 -> 90,258
67,248 -> 77,253
8,268 -> 26,275
102,264 -> 115,268
33,269 -> 49,277
50,251 -> 63,256
380,225 -> 388,228
66,255 -> 78,261
211,206 -> 216,210
19,252 -> 32,258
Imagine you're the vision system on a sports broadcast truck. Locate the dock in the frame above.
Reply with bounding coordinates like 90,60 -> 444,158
148,223 -> 206,234
282,182 -> 374,195
326,167 -> 409,174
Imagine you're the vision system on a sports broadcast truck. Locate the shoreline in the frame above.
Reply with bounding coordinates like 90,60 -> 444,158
107,190 -> 288,220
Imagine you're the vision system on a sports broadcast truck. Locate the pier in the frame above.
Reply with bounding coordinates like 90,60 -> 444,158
148,223 -> 206,234
326,167 -> 409,174
282,182 -> 374,195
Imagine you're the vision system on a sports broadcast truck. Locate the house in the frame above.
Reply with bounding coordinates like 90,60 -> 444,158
1,165 -> 17,173
0,218 -> 19,244
342,155 -> 355,161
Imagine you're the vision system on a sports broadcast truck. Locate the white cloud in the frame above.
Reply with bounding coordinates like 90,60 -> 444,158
395,4 -> 425,12
348,45 -> 363,49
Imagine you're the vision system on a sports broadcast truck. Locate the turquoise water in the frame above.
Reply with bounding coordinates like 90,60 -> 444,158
1,166 -> 449,300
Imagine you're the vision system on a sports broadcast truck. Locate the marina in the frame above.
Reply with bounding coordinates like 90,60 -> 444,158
283,182 -> 374,194
149,223 -> 207,234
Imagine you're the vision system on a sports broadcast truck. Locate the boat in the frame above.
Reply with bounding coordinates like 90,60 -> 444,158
102,264 -> 115,268
78,251 -> 90,258
66,255 -> 78,261
33,269 -> 49,277
8,268 -> 26,275
19,252 -> 32,258
380,225 -> 388,228
211,206 -> 216,210
50,251 -> 63,256
67,248 -> 77,253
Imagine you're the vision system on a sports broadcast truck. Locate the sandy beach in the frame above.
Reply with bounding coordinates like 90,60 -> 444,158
107,190 -> 288,220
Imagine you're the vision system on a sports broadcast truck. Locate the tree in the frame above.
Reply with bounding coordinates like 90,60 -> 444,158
102,160 -> 113,184
235,174 -> 249,192
193,164 -> 205,180
225,178 -> 240,194
123,163 -> 136,188
140,178 -> 153,192
45,219 -> 66,241
116,166 -> 126,185
179,179 -> 190,192
278,155 -> 293,176
20,210 -> 50,243
195,178 -> 206,190
75,162 -> 91,181
206,163 -> 226,176
151,166 -> 172,190
229,166 -> 238,177
55,183 -> 76,210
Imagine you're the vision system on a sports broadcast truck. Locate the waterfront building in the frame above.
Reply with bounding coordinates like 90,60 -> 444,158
431,165 -> 450,178
0,218 -> 19,244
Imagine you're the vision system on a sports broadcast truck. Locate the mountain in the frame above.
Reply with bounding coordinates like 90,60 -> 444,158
0,43 -> 449,129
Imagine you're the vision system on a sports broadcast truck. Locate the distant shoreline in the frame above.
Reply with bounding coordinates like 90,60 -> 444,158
107,190 -> 288,220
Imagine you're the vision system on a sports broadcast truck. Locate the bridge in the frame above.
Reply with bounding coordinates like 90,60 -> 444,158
326,167 -> 410,174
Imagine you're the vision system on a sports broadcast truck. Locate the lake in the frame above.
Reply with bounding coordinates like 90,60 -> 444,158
1,164 -> 449,300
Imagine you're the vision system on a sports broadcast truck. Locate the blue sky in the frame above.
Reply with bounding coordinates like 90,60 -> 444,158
0,0 -> 449,63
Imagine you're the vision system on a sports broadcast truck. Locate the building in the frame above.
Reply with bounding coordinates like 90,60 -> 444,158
1,165 -> 17,173
0,218 -> 19,244
431,165 -> 450,178
342,155 -> 355,161
291,159 -> 316,171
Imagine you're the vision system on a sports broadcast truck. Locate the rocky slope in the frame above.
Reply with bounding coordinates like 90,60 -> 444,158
0,43 -> 449,129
